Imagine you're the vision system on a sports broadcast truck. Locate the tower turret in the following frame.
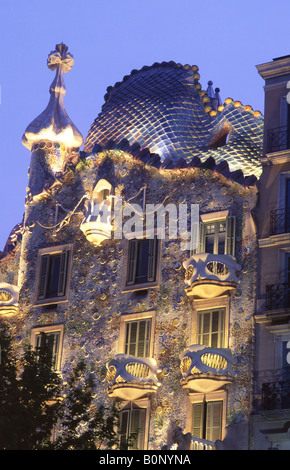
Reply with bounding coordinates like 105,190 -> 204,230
22,43 -> 83,198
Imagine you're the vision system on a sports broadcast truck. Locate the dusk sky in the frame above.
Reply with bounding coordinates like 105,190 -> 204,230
1,0 -> 290,249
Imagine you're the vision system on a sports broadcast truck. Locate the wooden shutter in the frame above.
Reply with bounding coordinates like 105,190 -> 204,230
127,239 -> 138,285
192,403 -> 203,439
195,222 -> 205,254
225,216 -> 236,256
206,401 -> 222,442
147,237 -> 157,282
120,410 -> 129,450
58,250 -> 69,296
38,254 -> 50,299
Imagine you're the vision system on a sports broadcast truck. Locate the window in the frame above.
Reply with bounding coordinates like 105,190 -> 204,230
197,216 -> 236,256
124,236 -> 160,291
197,308 -> 225,348
119,406 -> 146,450
31,324 -> 64,371
125,319 -> 152,357
119,311 -> 155,358
192,400 -> 222,442
35,331 -> 61,371
35,244 -> 72,305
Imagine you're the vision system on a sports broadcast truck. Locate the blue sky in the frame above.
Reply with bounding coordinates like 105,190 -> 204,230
0,0 -> 290,249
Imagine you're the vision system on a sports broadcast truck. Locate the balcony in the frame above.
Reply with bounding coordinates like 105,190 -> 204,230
0,283 -> 19,315
267,126 -> 290,153
169,436 -> 215,450
183,253 -> 241,299
265,282 -> 290,311
180,345 -> 235,393
270,208 -> 290,235
262,378 -> 290,410
106,354 -> 161,400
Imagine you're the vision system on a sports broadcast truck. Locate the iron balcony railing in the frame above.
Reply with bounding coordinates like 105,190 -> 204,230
270,208 -> 290,235
262,378 -> 290,410
265,282 -> 290,310
267,126 -> 290,153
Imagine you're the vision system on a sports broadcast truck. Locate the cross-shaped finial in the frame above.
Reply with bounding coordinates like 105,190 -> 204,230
47,42 -> 74,73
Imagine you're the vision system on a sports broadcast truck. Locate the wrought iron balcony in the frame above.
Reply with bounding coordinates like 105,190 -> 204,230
106,354 -> 161,400
267,126 -> 290,153
262,378 -> 290,410
270,208 -> 290,235
265,282 -> 290,310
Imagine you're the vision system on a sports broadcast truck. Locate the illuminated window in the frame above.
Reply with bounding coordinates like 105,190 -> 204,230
192,400 -> 222,442
197,308 -> 225,348
35,244 -> 72,305
125,319 -> 152,357
119,405 -> 146,450
197,216 -> 236,256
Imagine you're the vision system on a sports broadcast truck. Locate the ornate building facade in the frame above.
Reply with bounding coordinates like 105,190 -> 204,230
1,44 -> 288,450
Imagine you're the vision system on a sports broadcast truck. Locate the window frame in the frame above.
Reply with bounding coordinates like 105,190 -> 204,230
192,399 -> 223,442
119,311 -> 156,358
197,307 -> 226,349
192,297 -> 230,349
119,398 -> 150,450
186,390 -> 227,443
30,323 -> 64,372
34,244 -> 73,306
194,210 -> 236,257
121,232 -> 161,293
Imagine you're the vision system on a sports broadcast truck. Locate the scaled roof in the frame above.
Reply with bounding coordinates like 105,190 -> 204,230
84,62 -> 263,179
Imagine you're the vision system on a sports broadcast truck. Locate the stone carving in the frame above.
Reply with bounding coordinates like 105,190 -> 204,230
0,282 -> 20,315
180,344 -> 236,393
106,353 -> 161,400
80,179 -> 113,245
183,253 -> 241,298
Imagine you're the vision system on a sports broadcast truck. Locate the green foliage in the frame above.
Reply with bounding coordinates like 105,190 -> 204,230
0,321 -> 120,450
53,360 -> 120,450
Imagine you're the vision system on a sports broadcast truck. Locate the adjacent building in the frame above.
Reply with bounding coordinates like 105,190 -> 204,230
251,55 -> 290,450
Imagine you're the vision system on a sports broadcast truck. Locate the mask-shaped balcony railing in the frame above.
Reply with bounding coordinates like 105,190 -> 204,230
267,126 -> 290,153
183,253 -> 241,299
0,283 -> 20,315
265,282 -> 290,311
106,354 -> 161,400
270,208 -> 290,235
180,345 -> 236,393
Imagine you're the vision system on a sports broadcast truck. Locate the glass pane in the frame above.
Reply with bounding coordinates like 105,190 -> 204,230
203,313 -> 210,333
136,240 -> 150,283
219,222 -> 226,232
212,310 -> 219,332
218,234 -> 225,254
205,235 -> 214,253
47,255 -> 61,298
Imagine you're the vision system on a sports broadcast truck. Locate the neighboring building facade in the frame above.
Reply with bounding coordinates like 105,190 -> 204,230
0,43 -> 275,450
251,55 -> 290,450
